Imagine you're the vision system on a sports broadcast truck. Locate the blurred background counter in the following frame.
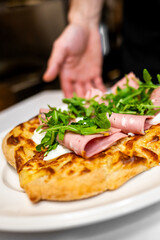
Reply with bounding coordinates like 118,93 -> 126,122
0,0 -> 123,111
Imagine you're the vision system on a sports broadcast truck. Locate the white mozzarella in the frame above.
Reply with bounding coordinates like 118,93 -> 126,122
32,129 -> 45,145
128,132 -> 135,137
32,105 -> 82,161
32,129 -> 72,161
44,144 -> 72,161
75,117 -> 84,122
149,112 -> 160,125
57,104 -> 68,111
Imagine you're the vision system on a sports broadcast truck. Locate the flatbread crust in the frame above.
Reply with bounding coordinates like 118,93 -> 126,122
2,116 -> 160,203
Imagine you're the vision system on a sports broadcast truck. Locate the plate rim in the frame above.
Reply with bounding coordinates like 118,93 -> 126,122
1,185 -> 160,232
1,129 -> 160,232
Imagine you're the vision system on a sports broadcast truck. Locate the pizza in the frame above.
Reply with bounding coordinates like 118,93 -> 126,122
2,70 -> 160,203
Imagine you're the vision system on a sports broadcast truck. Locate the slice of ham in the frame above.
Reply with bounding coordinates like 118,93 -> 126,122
85,88 -> 105,103
84,88 -> 153,135
39,108 -> 49,113
150,86 -> 160,107
58,128 -> 126,158
39,107 -> 127,157
39,108 -> 50,125
107,113 -> 153,135
111,72 -> 139,94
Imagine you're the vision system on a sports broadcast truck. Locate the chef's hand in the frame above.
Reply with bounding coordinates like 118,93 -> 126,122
43,23 -> 106,98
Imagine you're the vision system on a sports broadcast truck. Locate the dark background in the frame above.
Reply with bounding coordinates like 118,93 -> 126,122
0,0 -> 123,111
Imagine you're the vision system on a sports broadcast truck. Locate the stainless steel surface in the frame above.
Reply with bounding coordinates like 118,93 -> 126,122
0,0 -> 68,110
0,0 -> 67,61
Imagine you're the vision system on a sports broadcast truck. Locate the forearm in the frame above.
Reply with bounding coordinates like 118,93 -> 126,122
68,0 -> 104,27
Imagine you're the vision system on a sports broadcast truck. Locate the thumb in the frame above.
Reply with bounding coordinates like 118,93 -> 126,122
43,44 -> 67,82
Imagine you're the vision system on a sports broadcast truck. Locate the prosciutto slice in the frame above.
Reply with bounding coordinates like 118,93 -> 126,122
107,113 -> 153,135
39,108 -> 127,157
58,128 -> 126,158
85,87 -> 105,103
150,86 -> 160,107
111,72 -> 139,94
39,108 -> 50,125
38,80 -> 157,157
86,87 -> 153,135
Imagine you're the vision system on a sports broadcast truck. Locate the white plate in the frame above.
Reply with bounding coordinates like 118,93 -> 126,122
1,130 -> 160,233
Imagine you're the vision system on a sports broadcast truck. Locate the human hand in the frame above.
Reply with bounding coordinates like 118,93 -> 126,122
43,24 -> 106,98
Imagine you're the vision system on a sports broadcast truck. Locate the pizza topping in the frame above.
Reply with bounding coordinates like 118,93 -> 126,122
36,95 -> 111,156
149,112 -> 160,125
150,86 -> 160,107
32,129 -> 45,145
36,69 -> 160,157
58,129 -> 126,158
32,129 -> 72,160
103,69 -> 160,115
111,72 -> 139,94
43,144 -> 72,160
85,87 -> 105,103
107,113 -> 153,134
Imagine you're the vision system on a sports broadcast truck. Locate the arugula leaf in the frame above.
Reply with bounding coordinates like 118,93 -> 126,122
157,74 -> 160,84
94,112 -> 110,129
143,68 -> 152,84
36,95 -> 110,155
36,68 -> 160,156
103,69 -> 160,115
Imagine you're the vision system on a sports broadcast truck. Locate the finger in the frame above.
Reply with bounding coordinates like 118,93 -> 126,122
83,81 -> 94,97
85,82 -> 94,92
43,45 -> 67,82
60,77 -> 74,98
74,82 -> 85,98
93,77 -> 107,92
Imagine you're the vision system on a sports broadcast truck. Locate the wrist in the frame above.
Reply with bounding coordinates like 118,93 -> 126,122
68,12 -> 100,28
68,0 -> 103,28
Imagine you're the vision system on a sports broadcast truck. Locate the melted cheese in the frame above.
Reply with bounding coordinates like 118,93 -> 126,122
44,144 -> 71,161
149,112 -> 160,125
32,130 -> 71,161
32,129 -> 45,145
